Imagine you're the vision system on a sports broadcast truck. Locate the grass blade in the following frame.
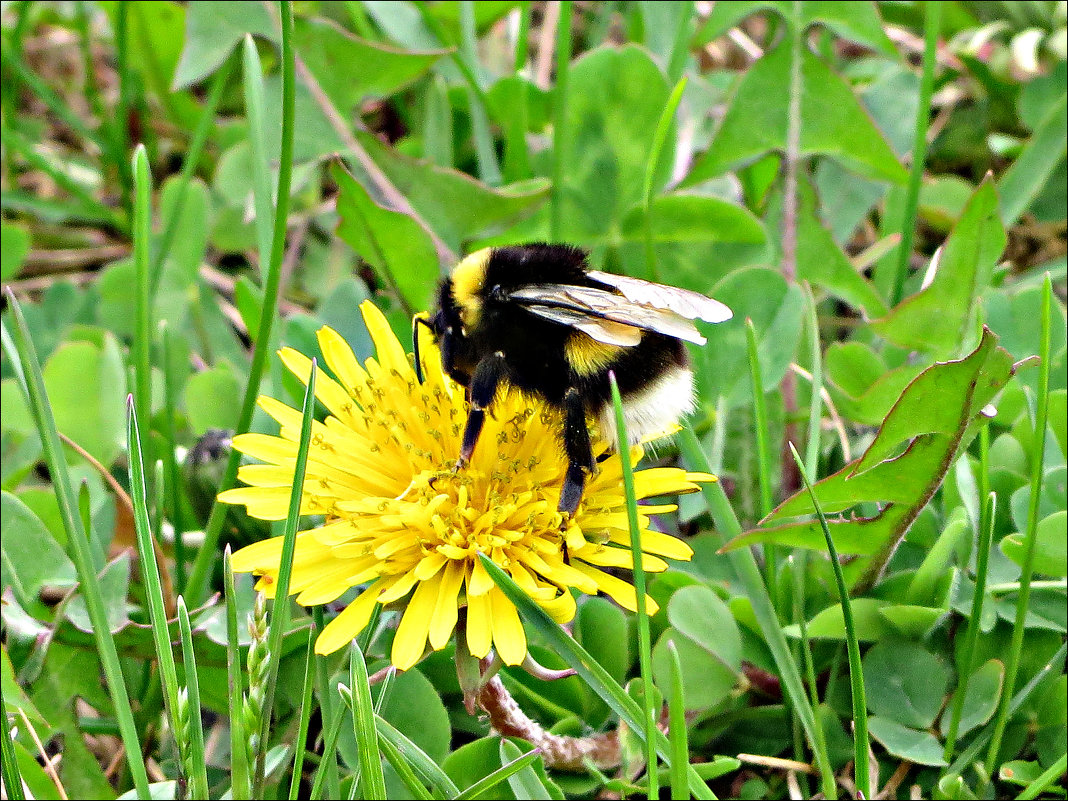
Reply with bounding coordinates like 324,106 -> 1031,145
890,0 -> 940,305
1016,753 -> 1068,800
666,641 -> 689,801
642,76 -> 687,279
454,748 -> 544,800
348,643 -> 387,800
985,273 -> 1054,772
608,372 -> 658,797
224,548 -> 252,799
549,0 -> 573,240
132,145 -> 154,495
943,491 -> 997,762
254,353 -> 316,794
0,691 -> 25,801
1,299 -> 151,798
478,553 -> 716,800
375,715 -> 461,798
242,34 -> 275,270
176,597 -> 209,799
309,701 -> 347,801
678,424 -> 836,798
789,443 -> 870,800
187,0 -> 297,604
288,632 -> 317,800
376,727 -> 433,801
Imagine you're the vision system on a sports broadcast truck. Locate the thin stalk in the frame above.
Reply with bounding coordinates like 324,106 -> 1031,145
348,645 -> 387,799
513,1 -> 532,73
114,1 -> 133,216
642,76 -> 687,281
243,35 -> 274,272
0,690 -> 25,801
746,318 -> 775,591
176,598 -> 209,799
890,0 -> 940,306
789,442 -> 869,799
126,398 -> 184,779
288,633 -> 317,800
678,425 -> 836,797
159,325 -> 187,588
132,145 -> 154,509
609,373 -> 658,798
549,0 -> 573,240
254,355 -> 316,795
223,548 -> 252,799
377,732 -> 433,800
309,702 -> 347,801
985,274 -> 1053,771
150,54 -> 234,299
187,0 -> 296,604
1017,753 -> 1068,800
666,2 -> 693,84
459,1 -> 502,185
2,301 -> 151,797
313,606 -> 341,799
666,642 -> 689,801
943,492 -> 997,761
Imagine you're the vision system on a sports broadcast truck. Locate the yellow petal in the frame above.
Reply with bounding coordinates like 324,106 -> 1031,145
391,576 -> 440,670
428,561 -> 464,649
317,326 -> 370,393
315,587 -> 381,655
570,561 -> 659,615
490,587 -> 526,666
360,300 -> 411,377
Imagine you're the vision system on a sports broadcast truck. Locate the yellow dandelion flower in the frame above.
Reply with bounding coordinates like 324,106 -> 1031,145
222,300 -> 712,671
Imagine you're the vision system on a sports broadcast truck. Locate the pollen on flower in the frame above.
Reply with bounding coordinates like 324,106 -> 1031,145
221,301 -> 712,671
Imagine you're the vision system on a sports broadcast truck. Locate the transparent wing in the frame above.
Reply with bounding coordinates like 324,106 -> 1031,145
586,270 -> 733,323
523,305 -> 643,346
509,283 -> 709,344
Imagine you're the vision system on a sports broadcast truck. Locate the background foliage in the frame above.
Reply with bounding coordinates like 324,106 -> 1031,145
1,1 -> 1066,799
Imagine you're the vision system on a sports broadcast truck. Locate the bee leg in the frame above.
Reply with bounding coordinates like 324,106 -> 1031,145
559,387 -> 594,517
456,351 -> 507,470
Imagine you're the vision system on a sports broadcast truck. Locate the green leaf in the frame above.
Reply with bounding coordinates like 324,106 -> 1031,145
824,341 -> 924,425
184,362 -> 242,435
998,760 -> 1047,787
553,45 -> 674,243
173,1 -> 275,88
867,717 -> 947,766
64,554 -> 131,634
619,194 -> 766,246
652,628 -> 738,710
941,659 -> 1003,737
1000,511 -> 1068,577
695,267 -> 805,408
999,92 -> 1068,226
786,597 -> 897,641
575,597 -> 630,685
444,738 -> 512,800
356,132 -> 549,252
871,179 -> 1007,359
863,640 -> 951,729
0,492 -> 76,605
775,177 -> 888,316
0,221 -> 30,281
294,17 -> 446,110
499,739 -> 559,801
665,585 -> 742,671
332,162 -> 441,313
696,1 -> 897,55
375,668 -> 451,764
729,328 -> 1016,573
40,337 -> 127,468
159,175 -> 212,282
685,40 -> 907,186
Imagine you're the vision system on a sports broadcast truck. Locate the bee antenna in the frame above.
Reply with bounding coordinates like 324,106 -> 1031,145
412,317 -> 433,384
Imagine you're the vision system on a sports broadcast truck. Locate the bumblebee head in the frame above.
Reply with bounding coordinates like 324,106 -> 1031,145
414,248 -> 493,386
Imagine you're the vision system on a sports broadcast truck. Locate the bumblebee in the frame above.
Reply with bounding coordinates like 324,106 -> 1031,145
415,243 -> 732,516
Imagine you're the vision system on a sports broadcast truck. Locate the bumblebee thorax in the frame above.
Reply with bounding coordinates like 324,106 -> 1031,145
449,247 -> 492,328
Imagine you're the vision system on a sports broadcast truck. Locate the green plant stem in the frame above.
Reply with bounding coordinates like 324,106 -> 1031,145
609,373 -> 657,798
642,76 -> 687,281
678,426 -> 836,798
254,355 -> 316,795
132,146 -> 154,507
224,549 -> 252,800
789,443 -> 869,799
313,606 -> 342,799
943,491 -> 996,762
150,54 -> 235,299
177,598 -> 209,799
0,690 -> 25,801
187,0 -> 296,605
513,1 -> 532,73
890,0 -> 940,306
1016,753 -> 1068,800
114,1 -> 133,217
666,642 -> 689,801
746,318 -> 775,590
549,0 -> 573,240
289,634 -> 317,800
2,302 -> 151,798
159,326 -> 187,588
985,274 -> 1054,772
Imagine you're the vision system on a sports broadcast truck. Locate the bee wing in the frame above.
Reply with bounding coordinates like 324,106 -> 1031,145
586,270 -> 733,324
524,305 -> 643,346
509,284 -> 708,345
